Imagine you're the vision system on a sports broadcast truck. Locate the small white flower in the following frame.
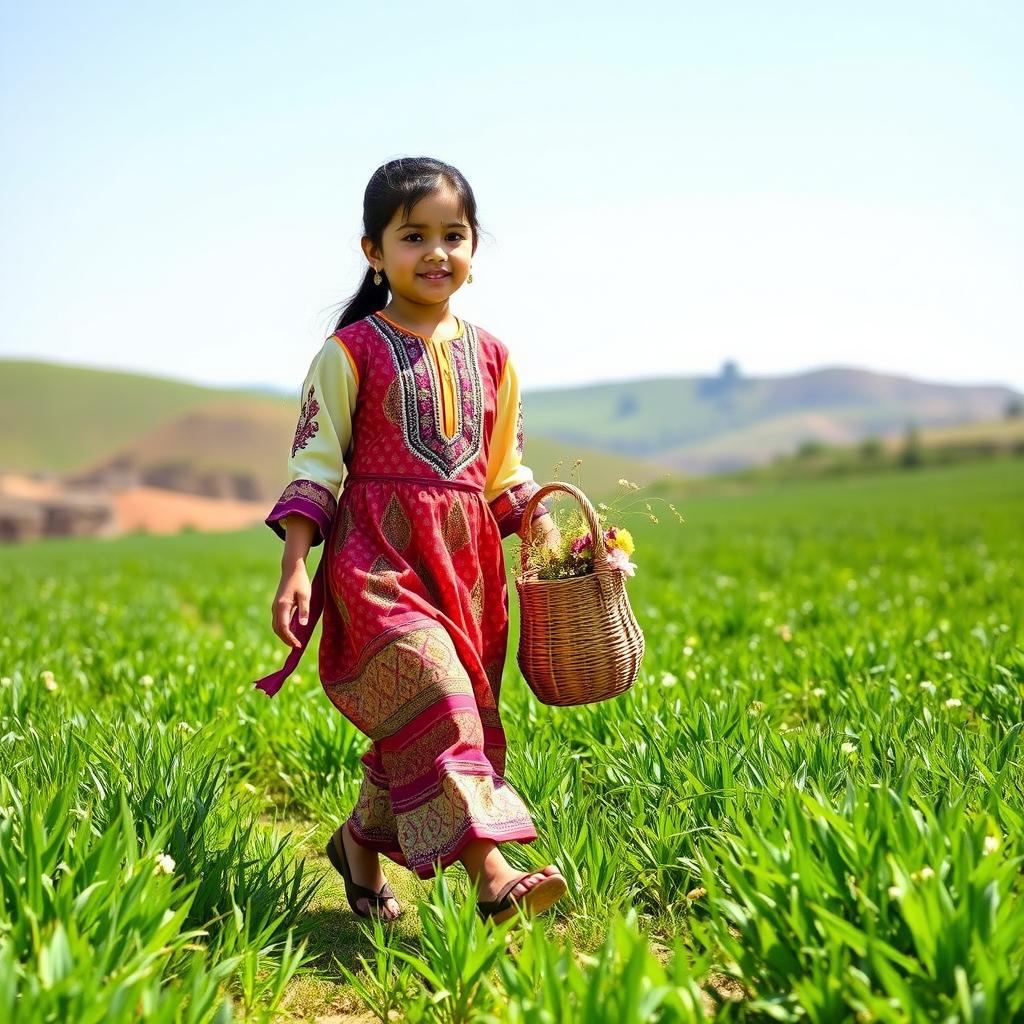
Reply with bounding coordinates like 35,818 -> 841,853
1,676 -> 12,688
139,675 -> 154,688
811,687 -> 827,698
944,697 -> 962,709
887,885 -> 902,899
919,680 -> 936,694
154,853 -> 176,875
983,835 -> 999,856
224,640 -> 235,651
177,721 -> 193,733
841,741 -> 857,756
748,700 -> 766,716
41,671 -> 58,692
682,645 -> 693,657
659,671 -> 678,686
918,866 -> 935,880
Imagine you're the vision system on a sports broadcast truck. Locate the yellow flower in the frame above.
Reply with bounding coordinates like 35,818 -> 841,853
609,527 -> 635,555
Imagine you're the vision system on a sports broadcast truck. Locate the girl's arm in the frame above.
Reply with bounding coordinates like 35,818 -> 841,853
265,337 -> 358,546
267,338 -> 357,646
484,353 -> 552,541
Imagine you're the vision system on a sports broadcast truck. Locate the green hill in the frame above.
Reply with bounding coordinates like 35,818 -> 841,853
2,358 -> 1017,498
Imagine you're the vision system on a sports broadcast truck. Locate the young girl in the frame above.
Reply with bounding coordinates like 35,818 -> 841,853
254,157 -> 568,924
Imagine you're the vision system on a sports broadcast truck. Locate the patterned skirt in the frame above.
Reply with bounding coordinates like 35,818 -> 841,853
318,473 -> 537,878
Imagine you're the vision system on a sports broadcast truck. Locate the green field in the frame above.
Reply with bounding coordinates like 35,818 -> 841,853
2,459 -> 1022,1022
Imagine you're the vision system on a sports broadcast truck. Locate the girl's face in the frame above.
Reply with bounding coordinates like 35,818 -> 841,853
366,187 -> 474,308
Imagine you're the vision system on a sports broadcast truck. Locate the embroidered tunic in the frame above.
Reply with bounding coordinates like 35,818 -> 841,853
253,310 -> 550,877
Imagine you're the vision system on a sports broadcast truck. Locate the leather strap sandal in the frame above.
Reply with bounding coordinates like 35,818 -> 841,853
476,868 -> 567,925
325,825 -> 403,920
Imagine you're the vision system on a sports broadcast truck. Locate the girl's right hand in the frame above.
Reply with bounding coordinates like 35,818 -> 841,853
273,562 -> 311,649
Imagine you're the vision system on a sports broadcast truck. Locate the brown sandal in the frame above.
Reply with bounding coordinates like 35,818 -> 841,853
325,825 -> 403,920
476,868 -> 567,925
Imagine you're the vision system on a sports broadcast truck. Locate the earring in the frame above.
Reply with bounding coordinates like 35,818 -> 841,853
372,268 -> 383,286
467,269 -> 473,284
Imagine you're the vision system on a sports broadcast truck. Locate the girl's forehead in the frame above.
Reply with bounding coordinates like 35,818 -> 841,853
399,188 -> 466,224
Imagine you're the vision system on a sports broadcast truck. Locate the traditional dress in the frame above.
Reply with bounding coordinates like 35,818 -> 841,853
254,309 -> 550,878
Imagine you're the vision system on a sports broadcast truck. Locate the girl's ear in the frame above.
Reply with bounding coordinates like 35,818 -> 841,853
360,235 -> 382,266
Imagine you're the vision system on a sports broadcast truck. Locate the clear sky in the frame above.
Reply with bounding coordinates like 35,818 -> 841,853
2,1 -> 1021,395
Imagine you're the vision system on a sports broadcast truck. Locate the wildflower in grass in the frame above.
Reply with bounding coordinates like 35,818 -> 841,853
659,671 -> 679,687
139,674 -> 154,688
984,835 -> 1000,855
177,721 -> 194,733
748,700 -> 766,716
841,741 -> 857,756
887,885 -> 902,899
777,623 -> 793,641
41,670 -> 58,692
1,677 -> 11,687
944,697 -> 962,709
154,853 -> 176,875
682,644 -> 694,656
919,680 -> 937,694
811,687 -> 827,698
686,886 -> 706,901
911,866 -> 935,882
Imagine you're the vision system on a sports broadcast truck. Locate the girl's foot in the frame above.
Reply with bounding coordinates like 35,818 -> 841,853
339,822 -> 402,920
478,863 -> 564,903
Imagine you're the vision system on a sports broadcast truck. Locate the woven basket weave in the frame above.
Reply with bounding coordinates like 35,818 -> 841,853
514,481 -> 645,706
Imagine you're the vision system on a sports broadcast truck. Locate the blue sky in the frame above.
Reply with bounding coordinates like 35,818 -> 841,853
2,1 -> 1021,395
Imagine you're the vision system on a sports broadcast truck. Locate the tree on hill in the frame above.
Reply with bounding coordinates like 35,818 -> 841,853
1005,398 -> 1023,420
900,423 -> 924,468
698,359 -> 743,400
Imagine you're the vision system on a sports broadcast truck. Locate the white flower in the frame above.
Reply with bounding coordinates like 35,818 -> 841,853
919,680 -> 936,694
139,675 -> 154,688
154,853 -> 176,875
811,687 -> 827,698
918,866 -> 935,880
887,885 -> 902,899
41,671 -> 58,692
841,741 -> 857,756
944,698 -> 962,709
606,546 -> 637,576
1,676 -> 11,688
659,671 -> 678,687
177,721 -> 193,733
983,835 -> 999,856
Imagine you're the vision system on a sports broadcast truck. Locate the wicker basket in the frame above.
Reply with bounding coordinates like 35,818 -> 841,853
514,481 -> 645,706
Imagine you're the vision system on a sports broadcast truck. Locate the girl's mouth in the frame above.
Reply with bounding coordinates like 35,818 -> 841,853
419,272 -> 451,280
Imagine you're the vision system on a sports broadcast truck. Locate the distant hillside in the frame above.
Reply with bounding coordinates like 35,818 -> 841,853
0,360 -> 271,473
524,365 -> 1020,474
2,358 -> 1018,493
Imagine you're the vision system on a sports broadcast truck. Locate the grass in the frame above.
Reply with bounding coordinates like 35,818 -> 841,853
2,458 -> 1022,1021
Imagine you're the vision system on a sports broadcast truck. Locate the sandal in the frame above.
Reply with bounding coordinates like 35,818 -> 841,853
325,824 -> 403,920
476,867 -> 567,925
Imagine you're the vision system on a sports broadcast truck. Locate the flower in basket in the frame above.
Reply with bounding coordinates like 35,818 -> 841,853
522,460 -> 683,582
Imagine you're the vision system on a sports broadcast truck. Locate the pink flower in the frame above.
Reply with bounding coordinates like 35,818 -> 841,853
570,532 -> 592,556
606,546 -> 637,576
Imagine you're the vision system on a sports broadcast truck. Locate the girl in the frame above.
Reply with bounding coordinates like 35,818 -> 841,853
254,157 -> 568,924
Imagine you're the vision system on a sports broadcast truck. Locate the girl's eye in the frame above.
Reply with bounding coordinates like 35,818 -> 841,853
402,233 -> 465,242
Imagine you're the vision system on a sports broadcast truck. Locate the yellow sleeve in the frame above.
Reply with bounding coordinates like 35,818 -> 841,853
265,337 -> 358,546
484,354 -> 549,540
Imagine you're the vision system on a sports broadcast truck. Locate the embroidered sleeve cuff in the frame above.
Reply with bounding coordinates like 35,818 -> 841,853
265,478 -> 338,546
488,480 -> 550,541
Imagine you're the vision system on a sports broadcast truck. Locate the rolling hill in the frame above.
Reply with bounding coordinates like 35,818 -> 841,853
1,358 -> 1018,499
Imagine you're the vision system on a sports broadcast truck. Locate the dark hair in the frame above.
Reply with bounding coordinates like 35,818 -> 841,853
331,157 -> 482,332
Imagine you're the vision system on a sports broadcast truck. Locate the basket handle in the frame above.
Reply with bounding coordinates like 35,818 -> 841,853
517,480 -> 614,576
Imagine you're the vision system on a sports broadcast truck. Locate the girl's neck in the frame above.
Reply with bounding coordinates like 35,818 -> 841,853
378,298 -> 460,340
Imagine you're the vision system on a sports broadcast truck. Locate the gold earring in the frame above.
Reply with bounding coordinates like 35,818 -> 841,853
372,268 -> 383,286
467,269 -> 473,284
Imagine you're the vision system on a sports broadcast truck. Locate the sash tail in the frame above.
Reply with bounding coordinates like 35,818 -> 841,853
253,557 -> 327,697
